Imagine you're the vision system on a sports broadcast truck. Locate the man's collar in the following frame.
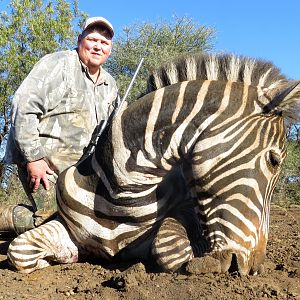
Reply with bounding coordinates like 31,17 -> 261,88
78,56 -> 108,85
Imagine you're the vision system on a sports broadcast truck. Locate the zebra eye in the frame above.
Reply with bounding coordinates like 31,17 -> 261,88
268,150 -> 281,170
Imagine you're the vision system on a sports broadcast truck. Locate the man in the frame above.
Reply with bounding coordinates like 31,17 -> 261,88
0,16 -> 119,235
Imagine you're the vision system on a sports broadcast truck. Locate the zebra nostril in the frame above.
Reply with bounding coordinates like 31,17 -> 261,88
226,253 -> 250,276
228,253 -> 239,274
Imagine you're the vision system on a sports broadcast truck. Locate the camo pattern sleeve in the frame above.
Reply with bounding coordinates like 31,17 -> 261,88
7,50 -> 119,173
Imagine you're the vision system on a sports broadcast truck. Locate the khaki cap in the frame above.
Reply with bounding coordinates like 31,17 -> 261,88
83,16 -> 114,37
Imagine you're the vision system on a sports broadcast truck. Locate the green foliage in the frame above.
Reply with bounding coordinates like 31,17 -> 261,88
106,16 -> 216,102
0,0 -> 87,138
273,141 -> 300,206
283,141 -> 300,176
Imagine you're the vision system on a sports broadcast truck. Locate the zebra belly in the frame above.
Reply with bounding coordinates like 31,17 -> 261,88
57,196 -> 158,259
56,166 -> 160,258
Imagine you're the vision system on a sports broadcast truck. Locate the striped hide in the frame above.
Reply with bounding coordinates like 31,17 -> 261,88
8,53 -> 300,275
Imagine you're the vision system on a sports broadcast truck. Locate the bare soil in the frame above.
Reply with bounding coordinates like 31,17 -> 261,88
0,205 -> 299,300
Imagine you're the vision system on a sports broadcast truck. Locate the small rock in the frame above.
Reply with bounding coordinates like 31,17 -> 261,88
186,256 -> 221,274
109,263 -> 148,290
176,274 -> 188,280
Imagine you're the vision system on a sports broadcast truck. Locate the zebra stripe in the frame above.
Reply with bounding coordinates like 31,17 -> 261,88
8,219 -> 79,273
152,218 -> 194,272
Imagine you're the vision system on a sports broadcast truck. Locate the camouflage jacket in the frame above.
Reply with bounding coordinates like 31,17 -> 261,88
4,50 -> 119,173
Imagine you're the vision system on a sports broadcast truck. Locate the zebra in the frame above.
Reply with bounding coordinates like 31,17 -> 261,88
7,53 -> 300,275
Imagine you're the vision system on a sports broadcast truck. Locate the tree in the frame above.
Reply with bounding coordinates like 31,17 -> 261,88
106,16 -> 216,102
0,0 -> 87,139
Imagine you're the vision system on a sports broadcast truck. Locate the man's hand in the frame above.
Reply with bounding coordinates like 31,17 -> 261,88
27,159 -> 54,192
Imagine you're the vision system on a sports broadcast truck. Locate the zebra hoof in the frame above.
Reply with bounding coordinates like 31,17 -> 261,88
185,256 -> 221,274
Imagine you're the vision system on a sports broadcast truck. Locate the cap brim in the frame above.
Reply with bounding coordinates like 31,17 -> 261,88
84,21 -> 114,37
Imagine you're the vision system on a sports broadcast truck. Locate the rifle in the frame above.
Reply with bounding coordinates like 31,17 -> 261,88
81,58 -> 144,160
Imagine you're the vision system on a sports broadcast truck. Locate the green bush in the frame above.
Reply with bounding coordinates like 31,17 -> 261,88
273,141 -> 300,206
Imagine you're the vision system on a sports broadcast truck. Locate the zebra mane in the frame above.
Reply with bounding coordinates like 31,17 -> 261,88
145,53 -> 288,94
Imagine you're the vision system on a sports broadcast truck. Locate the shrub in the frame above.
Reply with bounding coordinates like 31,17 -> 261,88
273,141 -> 300,206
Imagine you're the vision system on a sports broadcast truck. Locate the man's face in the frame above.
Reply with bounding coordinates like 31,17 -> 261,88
77,29 -> 112,74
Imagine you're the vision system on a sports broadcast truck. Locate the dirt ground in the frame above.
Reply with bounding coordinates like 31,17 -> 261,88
0,205 -> 299,300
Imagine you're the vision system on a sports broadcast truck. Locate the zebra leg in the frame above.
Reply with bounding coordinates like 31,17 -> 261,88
152,217 -> 194,272
7,218 -> 79,273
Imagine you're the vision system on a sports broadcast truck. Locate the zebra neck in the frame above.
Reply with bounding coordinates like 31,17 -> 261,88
109,83 -> 212,172
92,79 -> 237,194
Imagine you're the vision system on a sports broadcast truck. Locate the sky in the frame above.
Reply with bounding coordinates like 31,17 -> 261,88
0,0 -> 299,79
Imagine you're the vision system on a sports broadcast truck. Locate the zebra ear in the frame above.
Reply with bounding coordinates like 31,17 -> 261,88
262,81 -> 300,115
